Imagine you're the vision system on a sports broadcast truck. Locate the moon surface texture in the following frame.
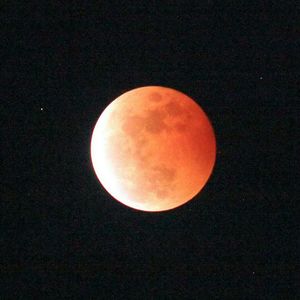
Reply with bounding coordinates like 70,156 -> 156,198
91,86 -> 216,212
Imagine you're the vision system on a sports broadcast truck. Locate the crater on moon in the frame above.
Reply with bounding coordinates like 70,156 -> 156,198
148,92 -> 162,102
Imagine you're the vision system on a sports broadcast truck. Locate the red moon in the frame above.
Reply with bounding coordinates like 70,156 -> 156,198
91,86 -> 216,212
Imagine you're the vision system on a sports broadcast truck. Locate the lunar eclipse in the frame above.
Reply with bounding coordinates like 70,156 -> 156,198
91,86 -> 216,212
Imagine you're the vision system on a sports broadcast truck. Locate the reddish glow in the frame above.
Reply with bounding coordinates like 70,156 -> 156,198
91,86 -> 216,212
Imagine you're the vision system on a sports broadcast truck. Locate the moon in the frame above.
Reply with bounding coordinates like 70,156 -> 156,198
91,86 -> 216,212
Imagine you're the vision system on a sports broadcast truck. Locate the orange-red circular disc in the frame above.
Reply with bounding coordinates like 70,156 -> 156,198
91,86 -> 216,212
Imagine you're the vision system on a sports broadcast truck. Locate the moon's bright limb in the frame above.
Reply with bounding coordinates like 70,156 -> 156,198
91,86 -> 216,212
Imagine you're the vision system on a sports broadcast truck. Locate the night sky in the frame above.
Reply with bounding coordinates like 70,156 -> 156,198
2,2 -> 298,298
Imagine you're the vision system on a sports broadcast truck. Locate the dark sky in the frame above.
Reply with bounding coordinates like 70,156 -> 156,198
2,1 -> 298,298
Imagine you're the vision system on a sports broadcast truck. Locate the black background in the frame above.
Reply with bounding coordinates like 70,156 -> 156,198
1,1 -> 298,298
